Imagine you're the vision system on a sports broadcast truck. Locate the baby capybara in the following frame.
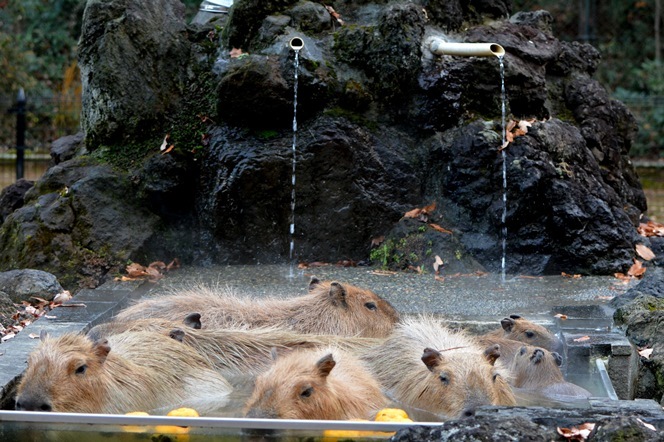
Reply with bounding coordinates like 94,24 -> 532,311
482,314 -> 564,355
15,330 -> 232,414
115,277 -> 399,338
89,315 -> 383,377
244,347 -> 388,420
363,316 -> 516,419
511,345 -> 592,399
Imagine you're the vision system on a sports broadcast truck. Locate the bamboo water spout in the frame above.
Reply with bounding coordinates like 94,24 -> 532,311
428,38 -> 505,58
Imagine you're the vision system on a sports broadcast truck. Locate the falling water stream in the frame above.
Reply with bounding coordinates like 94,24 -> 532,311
499,55 -> 507,284
288,47 -> 300,278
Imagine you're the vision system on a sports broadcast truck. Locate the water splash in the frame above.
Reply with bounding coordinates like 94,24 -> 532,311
499,55 -> 507,284
289,49 -> 300,278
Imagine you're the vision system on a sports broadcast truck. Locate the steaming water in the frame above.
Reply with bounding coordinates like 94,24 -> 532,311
499,55 -> 507,284
289,49 -> 300,278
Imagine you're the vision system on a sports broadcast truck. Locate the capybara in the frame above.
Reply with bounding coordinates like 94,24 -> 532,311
114,277 -> 399,338
244,347 -> 389,420
89,315 -> 383,377
15,330 -> 232,414
510,345 -> 591,399
482,314 -> 564,354
362,316 -> 516,418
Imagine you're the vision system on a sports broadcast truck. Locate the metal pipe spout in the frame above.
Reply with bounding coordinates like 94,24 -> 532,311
429,38 -> 505,58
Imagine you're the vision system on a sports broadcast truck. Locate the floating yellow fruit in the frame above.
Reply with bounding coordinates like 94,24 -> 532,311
374,408 -> 413,423
153,408 -> 199,441
167,407 -> 200,417
121,411 -> 152,433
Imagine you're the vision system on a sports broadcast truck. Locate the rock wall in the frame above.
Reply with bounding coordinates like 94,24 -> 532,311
0,0 -> 649,287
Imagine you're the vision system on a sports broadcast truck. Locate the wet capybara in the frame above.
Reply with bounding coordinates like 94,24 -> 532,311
363,316 -> 516,418
115,277 -> 399,338
89,315 -> 383,377
244,347 -> 389,420
482,314 -> 564,354
510,345 -> 592,399
15,330 -> 232,414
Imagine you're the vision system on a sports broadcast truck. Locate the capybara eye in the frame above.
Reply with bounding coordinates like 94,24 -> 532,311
75,364 -> 88,375
364,302 -> 377,311
300,387 -> 314,398
525,331 -> 535,339
438,373 -> 450,385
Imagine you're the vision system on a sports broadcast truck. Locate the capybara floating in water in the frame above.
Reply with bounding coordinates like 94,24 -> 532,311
481,314 -> 564,354
89,315 -> 383,377
510,345 -> 592,400
244,347 -> 388,420
115,277 -> 399,338
15,330 -> 232,414
363,316 -> 516,418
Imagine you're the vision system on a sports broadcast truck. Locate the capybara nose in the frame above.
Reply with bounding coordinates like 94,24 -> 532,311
15,398 -> 52,412
461,407 -> 476,418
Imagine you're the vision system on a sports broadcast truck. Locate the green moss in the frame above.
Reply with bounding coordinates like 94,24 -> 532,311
323,107 -> 376,131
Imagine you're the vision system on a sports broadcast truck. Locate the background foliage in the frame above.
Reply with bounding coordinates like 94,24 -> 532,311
0,0 -> 662,157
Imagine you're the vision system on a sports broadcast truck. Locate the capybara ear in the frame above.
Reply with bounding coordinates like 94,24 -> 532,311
509,314 -> 522,320
500,317 -> 516,332
169,328 -> 186,343
483,344 -> 501,366
308,277 -> 321,291
552,352 -> 563,367
315,354 -> 336,378
328,282 -> 347,307
183,313 -> 202,329
93,339 -> 111,364
421,347 -> 442,372
39,329 -> 49,342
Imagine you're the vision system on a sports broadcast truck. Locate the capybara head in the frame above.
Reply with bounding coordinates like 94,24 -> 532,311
420,344 -> 516,418
307,277 -> 399,337
499,315 -> 564,354
15,332 -> 111,413
244,348 -> 386,420
511,345 -> 565,389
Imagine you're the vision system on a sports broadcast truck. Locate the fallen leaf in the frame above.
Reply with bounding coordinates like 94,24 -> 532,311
126,262 -> 149,278
161,144 -> 175,155
433,255 -> 444,273
636,418 -> 656,431
28,333 -> 40,339
557,422 -> 595,440
554,313 -> 568,320
369,270 -> 398,276
371,236 -> 385,247
639,348 -> 653,359
159,134 -> 170,151
573,336 -> 591,342
429,223 -> 452,234
324,4 -> 344,25
635,244 -> 655,261
628,259 -> 646,278
1,333 -> 15,342
434,275 -> 445,282
638,220 -> 664,237
53,290 -> 72,305
561,272 -> 581,278
166,258 -> 181,271
229,47 -> 245,58
404,208 -> 422,219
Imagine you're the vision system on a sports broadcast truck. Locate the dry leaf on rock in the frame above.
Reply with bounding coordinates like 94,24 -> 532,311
554,313 -> 568,320
561,272 -> 581,278
429,223 -> 452,234
638,220 -> 664,237
573,336 -> 590,342
639,348 -> 653,359
557,423 -> 595,440
635,244 -> 655,261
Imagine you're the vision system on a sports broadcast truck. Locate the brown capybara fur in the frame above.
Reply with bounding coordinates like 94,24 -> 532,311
115,277 -> 399,338
89,316 -> 383,377
244,347 -> 388,420
15,330 -> 232,414
482,314 -> 564,354
510,345 -> 591,399
363,316 -> 516,418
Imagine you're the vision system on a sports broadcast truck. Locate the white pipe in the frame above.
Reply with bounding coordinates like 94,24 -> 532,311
289,37 -> 304,51
429,38 -> 505,58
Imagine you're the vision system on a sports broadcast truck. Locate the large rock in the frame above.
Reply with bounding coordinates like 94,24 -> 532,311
0,269 -> 63,303
78,0 -> 190,147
